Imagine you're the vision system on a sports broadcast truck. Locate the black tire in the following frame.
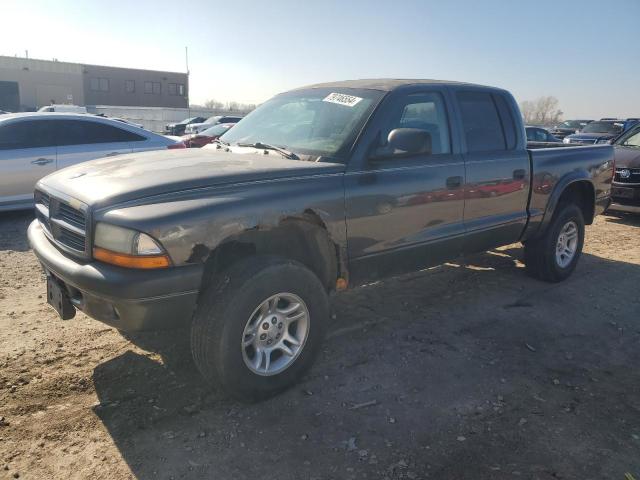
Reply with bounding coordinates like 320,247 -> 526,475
524,202 -> 585,283
191,255 -> 329,401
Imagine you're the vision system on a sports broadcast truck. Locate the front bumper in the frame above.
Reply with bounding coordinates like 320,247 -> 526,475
608,201 -> 640,214
609,183 -> 640,214
28,220 -> 203,331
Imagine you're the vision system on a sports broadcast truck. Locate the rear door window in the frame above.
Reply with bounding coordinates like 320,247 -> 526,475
56,120 -> 146,146
0,120 -> 56,150
457,91 -> 507,152
493,95 -> 517,149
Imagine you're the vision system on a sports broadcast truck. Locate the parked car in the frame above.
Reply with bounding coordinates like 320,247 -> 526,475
93,114 -> 144,129
608,124 -> 640,214
0,113 -> 184,211
110,117 -> 144,129
28,79 -> 613,401
525,126 -> 562,143
183,122 -> 235,148
184,115 -> 243,135
37,105 -> 88,114
549,119 -> 593,139
164,116 -> 207,136
563,120 -> 625,145
623,118 -> 640,132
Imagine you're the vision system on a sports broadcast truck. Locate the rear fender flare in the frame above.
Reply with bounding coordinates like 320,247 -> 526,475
538,170 -> 594,235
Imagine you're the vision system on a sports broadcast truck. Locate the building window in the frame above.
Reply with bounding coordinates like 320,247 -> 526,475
90,78 -> 109,92
144,81 -> 161,94
168,83 -> 186,96
125,80 -> 135,93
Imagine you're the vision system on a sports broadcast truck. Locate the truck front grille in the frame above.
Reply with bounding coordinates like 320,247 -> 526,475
35,189 -> 89,258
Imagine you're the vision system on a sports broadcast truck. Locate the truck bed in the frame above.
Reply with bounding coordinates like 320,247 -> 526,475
524,143 -> 614,239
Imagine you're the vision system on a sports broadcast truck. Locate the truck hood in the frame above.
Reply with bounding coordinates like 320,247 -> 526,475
38,148 -> 345,208
614,145 -> 640,169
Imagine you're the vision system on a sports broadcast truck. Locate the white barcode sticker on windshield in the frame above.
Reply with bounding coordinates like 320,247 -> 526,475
323,92 -> 363,107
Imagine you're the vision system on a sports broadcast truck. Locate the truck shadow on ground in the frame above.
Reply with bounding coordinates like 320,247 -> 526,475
0,210 -> 33,252
92,247 -> 640,480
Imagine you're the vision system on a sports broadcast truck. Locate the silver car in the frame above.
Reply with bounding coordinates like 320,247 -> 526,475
0,113 -> 183,211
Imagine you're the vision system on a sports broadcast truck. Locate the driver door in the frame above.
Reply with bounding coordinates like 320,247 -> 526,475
344,89 -> 465,285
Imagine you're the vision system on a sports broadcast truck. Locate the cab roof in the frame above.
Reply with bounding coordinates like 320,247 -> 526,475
295,78 -> 490,92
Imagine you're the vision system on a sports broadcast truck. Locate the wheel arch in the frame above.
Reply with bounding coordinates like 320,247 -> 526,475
539,172 -> 596,235
198,209 -> 343,295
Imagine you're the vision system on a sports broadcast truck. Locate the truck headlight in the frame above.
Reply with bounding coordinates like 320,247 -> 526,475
93,223 -> 171,269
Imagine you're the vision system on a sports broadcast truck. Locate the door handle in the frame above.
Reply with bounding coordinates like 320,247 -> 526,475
31,158 -> 54,166
446,176 -> 462,189
105,151 -> 120,157
513,169 -> 526,180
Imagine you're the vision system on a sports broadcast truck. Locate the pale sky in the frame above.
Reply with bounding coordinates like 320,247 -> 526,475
2,0 -> 638,118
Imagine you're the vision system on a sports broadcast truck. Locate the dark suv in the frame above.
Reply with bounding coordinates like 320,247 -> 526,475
609,124 -> 640,214
563,120 -> 625,145
550,120 -> 592,139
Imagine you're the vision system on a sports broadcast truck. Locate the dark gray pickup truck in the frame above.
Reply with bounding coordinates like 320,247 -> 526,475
28,79 -> 614,400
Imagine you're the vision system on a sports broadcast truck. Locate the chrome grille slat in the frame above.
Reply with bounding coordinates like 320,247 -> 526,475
58,202 -> 86,230
38,191 -> 50,208
58,228 -> 86,251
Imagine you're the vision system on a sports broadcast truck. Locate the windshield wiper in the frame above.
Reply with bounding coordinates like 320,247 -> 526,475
237,142 -> 299,160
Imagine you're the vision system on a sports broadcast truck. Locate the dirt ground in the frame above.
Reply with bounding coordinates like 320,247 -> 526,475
0,210 -> 639,480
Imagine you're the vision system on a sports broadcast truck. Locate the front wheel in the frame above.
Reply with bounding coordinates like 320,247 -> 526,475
524,203 -> 585,282
191,256 -> 329,401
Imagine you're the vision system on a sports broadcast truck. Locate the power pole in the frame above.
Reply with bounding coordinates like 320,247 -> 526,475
185,46 -> 190,117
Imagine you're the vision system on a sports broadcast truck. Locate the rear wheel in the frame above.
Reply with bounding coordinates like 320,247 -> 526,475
191,256 -> 328,401
524,203 -> 585,282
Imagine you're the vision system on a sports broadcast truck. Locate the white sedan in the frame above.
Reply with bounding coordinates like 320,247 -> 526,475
0,112 -> 184,211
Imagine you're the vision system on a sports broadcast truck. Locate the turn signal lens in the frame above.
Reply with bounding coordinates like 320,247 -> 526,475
93,247 -> 171,269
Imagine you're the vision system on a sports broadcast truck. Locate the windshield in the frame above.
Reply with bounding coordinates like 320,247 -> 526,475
581,121 -> 624,134
615,127 -> 640,147
220,88 -> 384,159
204,116 -> 221,124
201,123 -> 233,137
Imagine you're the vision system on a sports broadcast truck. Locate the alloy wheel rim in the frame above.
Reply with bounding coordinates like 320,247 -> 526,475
555,220 -> 578,268
241,293 -> 310,376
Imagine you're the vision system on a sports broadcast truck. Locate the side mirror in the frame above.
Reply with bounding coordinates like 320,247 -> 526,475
371,128 -> 432,160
